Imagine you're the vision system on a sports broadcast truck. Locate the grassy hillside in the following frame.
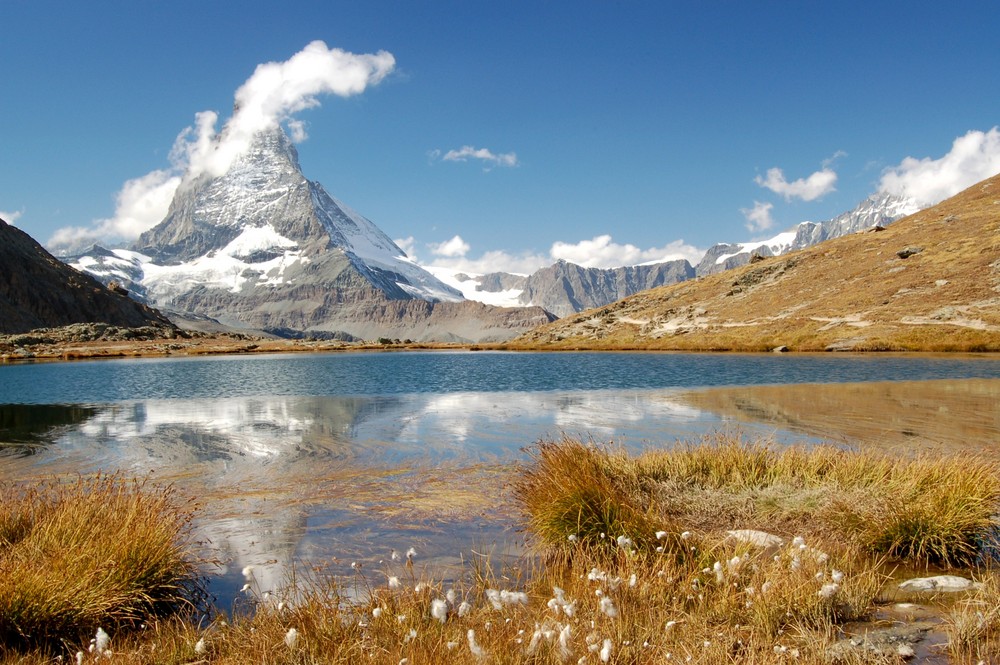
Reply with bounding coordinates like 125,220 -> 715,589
513,174 -> 1000,351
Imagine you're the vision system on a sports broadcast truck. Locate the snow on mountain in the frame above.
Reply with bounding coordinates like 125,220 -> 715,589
423,266 -> 527,308
696,191 -> 920,276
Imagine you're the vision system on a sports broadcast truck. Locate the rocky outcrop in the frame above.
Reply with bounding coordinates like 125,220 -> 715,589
696,191 -> 919,276
516,259 -> 694,318
0,217 -> 173,334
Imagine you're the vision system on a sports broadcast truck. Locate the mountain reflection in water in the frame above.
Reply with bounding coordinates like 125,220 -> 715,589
2,378 -> 996,607
0,390 -> 758,607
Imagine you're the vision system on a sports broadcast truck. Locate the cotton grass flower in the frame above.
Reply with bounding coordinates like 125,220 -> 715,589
600,638 -> 613,662
388,576 -> 401,589
284,628 -> 299,649
94,627 -> 110,655
599,596 -> 618,618
818,583 -> 840,599
559,624 -> 573,660
458,600 -> 472,617
194,638 -> 207,655
430,598 -> 448,623
467,629 -> 486,659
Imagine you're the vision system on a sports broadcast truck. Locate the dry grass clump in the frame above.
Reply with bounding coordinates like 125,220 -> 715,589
946,570 -> 1000,662
517,435 -> 1000,568
0,474 -> 204,651
9,538 -> 886,665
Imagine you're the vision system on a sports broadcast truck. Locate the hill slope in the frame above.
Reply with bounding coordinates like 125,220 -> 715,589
0,218 -> 172,334
514,174 -> 1000,352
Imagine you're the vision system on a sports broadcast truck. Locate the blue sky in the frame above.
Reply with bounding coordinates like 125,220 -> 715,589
2,1 -> 999,273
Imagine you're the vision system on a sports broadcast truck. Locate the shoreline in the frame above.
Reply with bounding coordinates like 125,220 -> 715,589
4,329 -> 1000,365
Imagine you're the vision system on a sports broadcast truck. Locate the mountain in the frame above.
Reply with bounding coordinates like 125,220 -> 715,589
68,129 -> 553,342
429,191 -> 920,319
695,191 -> 919,276
513,173 -> 1000,352
0,217 -> 172,334
473,260 -> 694,318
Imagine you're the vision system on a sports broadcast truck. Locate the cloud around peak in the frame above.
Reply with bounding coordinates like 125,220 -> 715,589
47,41 -> 395,254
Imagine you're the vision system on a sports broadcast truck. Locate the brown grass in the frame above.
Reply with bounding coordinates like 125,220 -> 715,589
516,435 -> 1000,567
0,475 -> 204,651
513,174 -> 1000,352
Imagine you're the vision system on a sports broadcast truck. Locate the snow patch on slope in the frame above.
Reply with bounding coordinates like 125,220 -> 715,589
425,266 -> 526,308
714,231 -> 798,265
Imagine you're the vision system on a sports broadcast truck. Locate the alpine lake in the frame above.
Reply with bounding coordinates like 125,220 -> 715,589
2,350 -> 999,608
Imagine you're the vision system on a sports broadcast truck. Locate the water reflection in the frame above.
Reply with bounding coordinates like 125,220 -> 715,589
6,381 -> 991,607
0,389 -> 756,607
675,378 -> 1000,458
0,404 -> 96,456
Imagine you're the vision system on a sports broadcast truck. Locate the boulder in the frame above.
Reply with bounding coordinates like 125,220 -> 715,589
898,575 -> 980,593
725,529 -> 784,555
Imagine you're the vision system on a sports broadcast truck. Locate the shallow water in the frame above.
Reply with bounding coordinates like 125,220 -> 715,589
1,351 -> 998,607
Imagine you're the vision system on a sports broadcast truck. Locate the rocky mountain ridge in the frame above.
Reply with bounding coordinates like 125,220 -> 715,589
0,217 -> 173,335
451,190 -> 919,316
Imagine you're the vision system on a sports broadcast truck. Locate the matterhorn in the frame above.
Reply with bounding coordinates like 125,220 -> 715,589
71,128 -> 553,342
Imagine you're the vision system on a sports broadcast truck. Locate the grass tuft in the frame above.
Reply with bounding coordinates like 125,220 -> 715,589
516,435 -> 1000,568
0,474 -> 204,650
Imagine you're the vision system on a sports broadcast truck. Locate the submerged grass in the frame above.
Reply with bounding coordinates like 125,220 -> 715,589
0,474 -> 204,652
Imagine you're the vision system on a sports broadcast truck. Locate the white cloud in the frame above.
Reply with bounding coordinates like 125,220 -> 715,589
424,248 -> 550,275
420,234 -> 705,275
878,127 -> 1000,206
755,166 -> 837,201
550,235 -> 703,268
741,200 -> 775,233
47,41 -> 395,253
0,208 -> 24,225
395,236 -> 418,260
429,234 -> 471,257
432,145 -> 519,169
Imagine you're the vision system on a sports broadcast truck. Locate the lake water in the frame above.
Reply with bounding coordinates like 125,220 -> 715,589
2,351 -> 999,606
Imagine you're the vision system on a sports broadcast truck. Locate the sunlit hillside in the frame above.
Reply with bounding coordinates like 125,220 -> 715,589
513,173 -> 1000,352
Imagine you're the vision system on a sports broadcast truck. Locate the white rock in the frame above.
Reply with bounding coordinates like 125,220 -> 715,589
898,575 -> 981,593
725,529 -> 785,554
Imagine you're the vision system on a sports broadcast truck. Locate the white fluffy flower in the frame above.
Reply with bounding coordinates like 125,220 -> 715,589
284,627 -> 299,649
600,638 -> 613,662
467,629 -> 486,659
94,628 -> 110,655
430,598 -> 448,623
818,583 -> 840,599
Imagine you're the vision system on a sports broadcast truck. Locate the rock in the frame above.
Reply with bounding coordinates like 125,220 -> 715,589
725,529 -> 784,555
826,621 -> 936,661
898,575 -> 981,593
896,246 -> 924,259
